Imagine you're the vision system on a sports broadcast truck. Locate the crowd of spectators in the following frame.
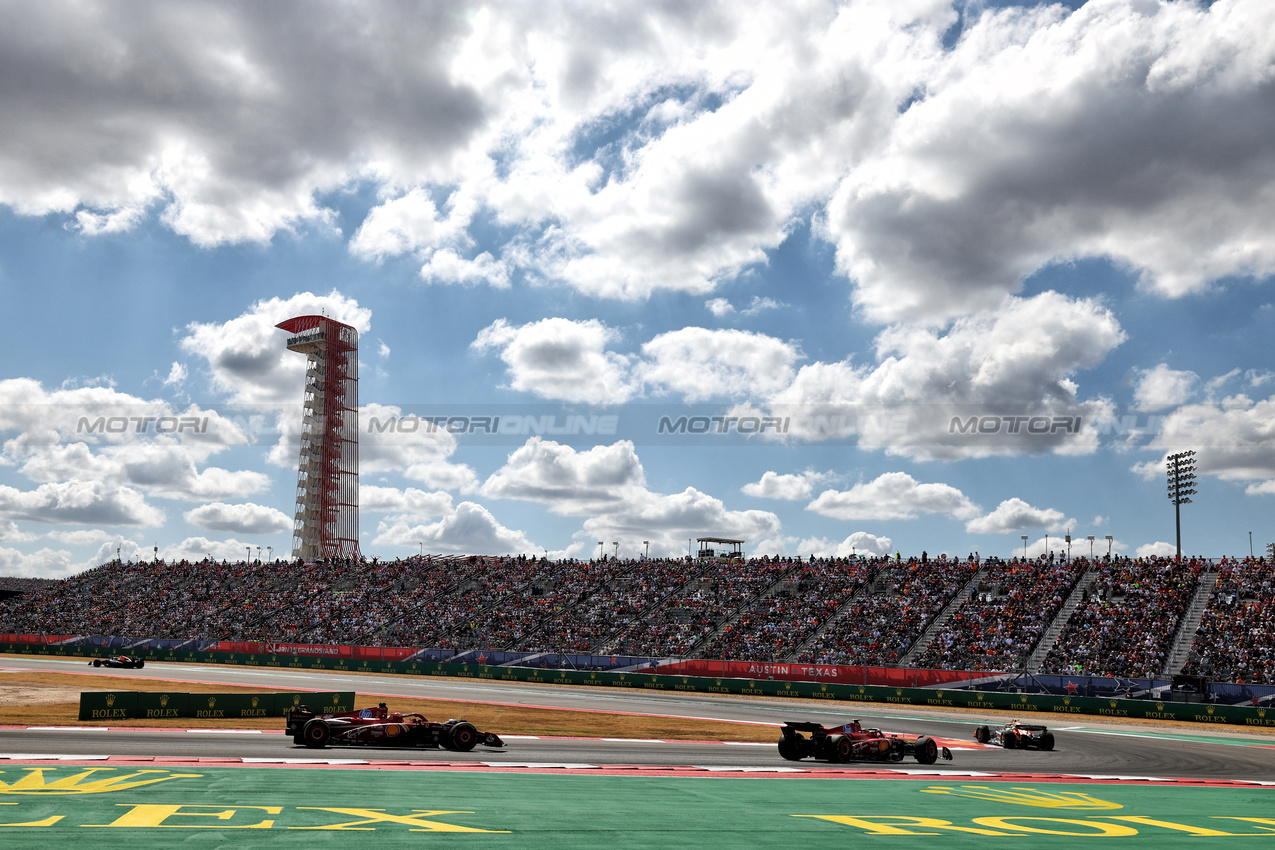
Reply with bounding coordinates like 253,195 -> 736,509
911,557 -> 1085,671
795,555 -> 979,666
1183,557 -> 1275,684
691,558 -> 871,662
601,557 -> 798,657
1039,557 -> 1203,679
2,552 -> 1273,686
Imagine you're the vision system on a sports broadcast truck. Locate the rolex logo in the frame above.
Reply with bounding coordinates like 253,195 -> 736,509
207,697 -> 216,709
160,694 -> 169,707
921,785 -> 1122,810
820,685 -> 827,692
1156,702 -> 1165,710
896,689 -> 903,696
1063,697 -> 1071,705
1207,705 -> 1215,715
105,694 -> 115,707
1260,708 -> 1267,718
1109,700 -> 1118,708
251,696 -> 259,708
0,768 -> 202,796
858,686 -> 865,693
936,691 -> 943,698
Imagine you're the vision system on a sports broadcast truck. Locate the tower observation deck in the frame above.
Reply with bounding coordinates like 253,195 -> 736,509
276,315 -> 360,561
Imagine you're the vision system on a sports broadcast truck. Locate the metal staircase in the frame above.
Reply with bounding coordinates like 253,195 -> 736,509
898,565 -> 988,667
1161,568 -> 1221,676
1026,567 -> 1100,673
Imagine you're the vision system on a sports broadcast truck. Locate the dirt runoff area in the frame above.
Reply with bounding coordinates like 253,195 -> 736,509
0,670 -> 780,742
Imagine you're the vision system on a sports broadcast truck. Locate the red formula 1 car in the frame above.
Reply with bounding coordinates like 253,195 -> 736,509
778,719 -> 952,765
286,702 -> 505,752
88,655 -> 145,669
973,720 -> 1054,750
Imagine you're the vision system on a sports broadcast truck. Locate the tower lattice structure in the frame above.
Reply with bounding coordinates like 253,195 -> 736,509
277,315 -> 361,561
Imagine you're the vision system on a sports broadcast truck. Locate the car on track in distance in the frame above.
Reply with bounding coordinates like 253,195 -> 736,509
973,720 -> 1054,750
286,702 -> 505,751
778,719 -> 952,764
88,655 -> 144,669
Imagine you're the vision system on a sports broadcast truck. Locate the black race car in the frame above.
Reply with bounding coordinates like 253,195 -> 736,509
88,655 -> 145,669
973,720 -> 1054,750
779,719 -> 952,765
287,702 -> 505,751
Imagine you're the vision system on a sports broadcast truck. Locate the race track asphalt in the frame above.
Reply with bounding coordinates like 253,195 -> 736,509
2,656 -> 1273,782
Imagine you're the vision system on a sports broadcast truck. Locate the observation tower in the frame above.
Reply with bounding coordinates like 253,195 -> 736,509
277,315 -> 360,561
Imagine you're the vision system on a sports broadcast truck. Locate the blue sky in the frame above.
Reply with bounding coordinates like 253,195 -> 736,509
1,0 -> 1274,577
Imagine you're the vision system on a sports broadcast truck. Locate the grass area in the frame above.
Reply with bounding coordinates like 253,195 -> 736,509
0,671 -> 780,742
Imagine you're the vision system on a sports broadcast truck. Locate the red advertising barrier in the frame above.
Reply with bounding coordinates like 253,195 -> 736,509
653,659 -> 984,687
0,634 -> 76,645
204,641 -> 416,661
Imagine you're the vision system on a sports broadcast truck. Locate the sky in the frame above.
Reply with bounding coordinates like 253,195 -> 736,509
1,0 -> 1274,578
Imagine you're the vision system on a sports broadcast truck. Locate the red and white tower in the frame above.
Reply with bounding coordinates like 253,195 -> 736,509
277,315 -> 360,561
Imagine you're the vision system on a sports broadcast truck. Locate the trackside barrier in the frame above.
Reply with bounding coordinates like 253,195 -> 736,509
77,691 -> 354,721
16,642 -> 1266,728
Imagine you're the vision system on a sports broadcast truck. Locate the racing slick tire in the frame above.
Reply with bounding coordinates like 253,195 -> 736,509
974,725 -> 990,744
777,736 -> 803,761
133,660 -> 144,669
832,735 -> 854,763
449,722 -> 478,752
1040,731 -> 1055,751
1002,730 -> 1019,749
92,659 -> 102,667
301,718 -> 332,749
914,736 -> 939,765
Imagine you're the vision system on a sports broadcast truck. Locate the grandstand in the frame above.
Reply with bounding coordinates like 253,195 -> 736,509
1,552 -> 1270,688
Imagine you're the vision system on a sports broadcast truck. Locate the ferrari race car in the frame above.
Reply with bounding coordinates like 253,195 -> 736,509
778,719 -> 952,765
88,655 -> 144,669
286,702 -> 505,752
973,720 -> 1054,750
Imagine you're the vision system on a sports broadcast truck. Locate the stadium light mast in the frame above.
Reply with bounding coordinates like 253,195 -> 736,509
1021,535 -> 1028,560
278,315 -> 361,562
1166,450 -> 1197,563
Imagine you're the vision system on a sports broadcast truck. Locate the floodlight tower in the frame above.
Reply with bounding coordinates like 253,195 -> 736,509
277,315 -> 361,561
1166,450 -> 1196,563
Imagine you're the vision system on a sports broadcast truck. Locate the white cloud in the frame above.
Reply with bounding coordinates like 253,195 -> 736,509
1136,541 -> 1178,559
639,328 -> 801,401
179,291 -> 372,406
579,486 -> 781,558
482,438 -> 645,512
765,291 -> 1124,459
0,521 -> 37,543
45,528 -> 111,546
472,317 -> 637,403
807,472 -> 979,522
163,362 -> 188,388
1245,480 -> 1275,496
183,502 -> 292,535
742,471 -> 814,501
373,501 -> 535,555
828,0 -> 1275,323
964,497 -> 1070,535
1137,395 -> 1275,482
794,531 -> 893,558
0,1 -> 1270,319
1134,364 -> 1198,411
420,249 -> 511,288
0,545 -> 78,579
360,485 -> 454,518
705,298 -> 735,317
0,480 -> 164,527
